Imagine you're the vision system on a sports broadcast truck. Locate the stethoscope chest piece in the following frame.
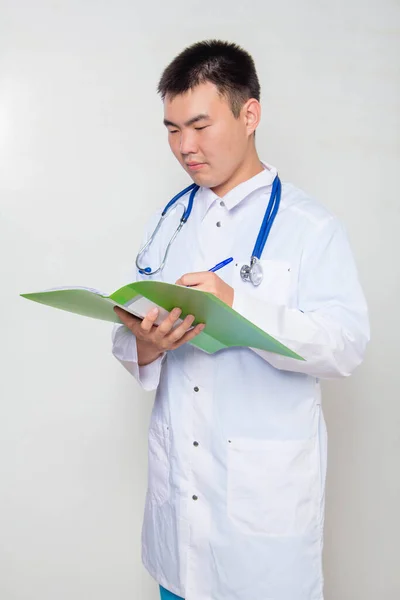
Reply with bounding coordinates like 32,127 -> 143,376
240,257 -> 263,286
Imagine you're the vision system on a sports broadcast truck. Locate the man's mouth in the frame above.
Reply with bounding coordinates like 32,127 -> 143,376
186,162 -> 206,171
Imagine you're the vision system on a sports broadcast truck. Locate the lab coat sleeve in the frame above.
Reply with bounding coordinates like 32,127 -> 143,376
111,209 -> 166,392
232,216 -> 370,378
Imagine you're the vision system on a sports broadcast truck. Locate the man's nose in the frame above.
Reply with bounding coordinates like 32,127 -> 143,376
180,130 -> 197,156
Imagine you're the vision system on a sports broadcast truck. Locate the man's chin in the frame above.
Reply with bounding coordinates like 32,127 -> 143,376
186,169 -> 216,188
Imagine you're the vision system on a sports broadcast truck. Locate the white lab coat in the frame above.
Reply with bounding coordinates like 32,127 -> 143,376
112,163 -> 369,600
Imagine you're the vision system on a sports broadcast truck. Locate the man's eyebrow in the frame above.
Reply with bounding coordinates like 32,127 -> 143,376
163,114 -> 211,128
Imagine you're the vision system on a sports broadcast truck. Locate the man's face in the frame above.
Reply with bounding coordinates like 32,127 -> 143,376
163,82 -> 251,191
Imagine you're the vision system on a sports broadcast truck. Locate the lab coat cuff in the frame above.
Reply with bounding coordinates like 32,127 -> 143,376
137,354 -> 166,391
232,289 -> 289,349
231,288 -> 283,330
112,325 -> 164,391
232,288 -> 252,319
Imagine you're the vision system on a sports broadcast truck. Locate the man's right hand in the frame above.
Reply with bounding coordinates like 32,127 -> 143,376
113,306 -> 205,366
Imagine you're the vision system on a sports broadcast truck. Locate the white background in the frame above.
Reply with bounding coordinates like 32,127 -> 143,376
1,1 -> 399,598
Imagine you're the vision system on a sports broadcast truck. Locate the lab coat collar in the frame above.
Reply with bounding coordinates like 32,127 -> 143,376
198,161 -> 278,218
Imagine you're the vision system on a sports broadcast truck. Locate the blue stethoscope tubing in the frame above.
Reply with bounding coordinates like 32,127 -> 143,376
252,175 -> 281,259
135,183 -> 199,276
136,175 -> 282,284
163,182 -> 199,221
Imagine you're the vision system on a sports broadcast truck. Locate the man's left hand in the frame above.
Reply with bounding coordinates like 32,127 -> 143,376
175,272 -> 234,307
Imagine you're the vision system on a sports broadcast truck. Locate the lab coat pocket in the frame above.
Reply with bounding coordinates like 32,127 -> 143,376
227,437 -> 319,537
147,422 -> 170,505
233,259 -> 292,305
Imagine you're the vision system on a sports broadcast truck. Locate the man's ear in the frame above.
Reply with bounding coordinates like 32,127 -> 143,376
243,98 -> 261,135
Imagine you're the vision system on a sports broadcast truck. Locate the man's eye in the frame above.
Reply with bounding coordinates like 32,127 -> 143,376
195,126 -> 208,131
169,130 -> 179,134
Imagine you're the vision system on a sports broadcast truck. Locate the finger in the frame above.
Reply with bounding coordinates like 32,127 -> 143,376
171,322 -> 205,349
140,307 -> 159,333
164,313 -> 196,344
152,307 -> 182,341
175,271 -> 209,287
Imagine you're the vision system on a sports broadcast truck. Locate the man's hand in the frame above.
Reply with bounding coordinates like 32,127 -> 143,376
113,306 -> 205,366
175,271 -> 234,307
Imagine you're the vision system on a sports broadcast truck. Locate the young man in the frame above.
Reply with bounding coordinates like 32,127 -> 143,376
112,40 -> 369,600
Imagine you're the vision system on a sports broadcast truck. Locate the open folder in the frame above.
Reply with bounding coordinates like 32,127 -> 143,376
20,281 -> 303,359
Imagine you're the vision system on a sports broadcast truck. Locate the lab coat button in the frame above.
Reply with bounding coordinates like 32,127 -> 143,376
193,441 -> 199,447
194,386 -> 199,392
219,201 -> 225,207
216,221 -> 222,227
192,495 -> 198,501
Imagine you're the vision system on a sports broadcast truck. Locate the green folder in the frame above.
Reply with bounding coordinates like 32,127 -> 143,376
21,281 -> 303,360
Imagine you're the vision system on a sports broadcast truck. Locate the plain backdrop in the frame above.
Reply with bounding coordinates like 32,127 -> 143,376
1,1 -> 399,599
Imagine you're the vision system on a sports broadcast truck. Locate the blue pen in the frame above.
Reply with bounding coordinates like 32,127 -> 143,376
208,257 -> 234,272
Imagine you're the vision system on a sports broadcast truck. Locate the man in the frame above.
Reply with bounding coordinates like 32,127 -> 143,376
112,40 -> 369,600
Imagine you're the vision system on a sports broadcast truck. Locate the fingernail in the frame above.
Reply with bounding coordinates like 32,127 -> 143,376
150,307 -> 158,316
199,324 -> 205,331
173,308 -> 182,317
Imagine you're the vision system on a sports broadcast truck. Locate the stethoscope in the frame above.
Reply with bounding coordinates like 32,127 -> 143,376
136,175 -> 281,286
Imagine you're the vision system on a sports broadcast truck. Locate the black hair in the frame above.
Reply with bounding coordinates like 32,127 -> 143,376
157,40 -> 260,118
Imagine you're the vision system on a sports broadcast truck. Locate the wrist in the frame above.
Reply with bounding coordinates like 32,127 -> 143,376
137,339 -> 164,366
138,352 -> 164,367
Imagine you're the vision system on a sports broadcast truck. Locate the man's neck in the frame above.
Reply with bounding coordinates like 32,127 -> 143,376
210,153 -> 264,198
